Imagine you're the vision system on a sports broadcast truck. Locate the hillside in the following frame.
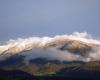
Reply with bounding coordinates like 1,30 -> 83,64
0,35 -> 100,79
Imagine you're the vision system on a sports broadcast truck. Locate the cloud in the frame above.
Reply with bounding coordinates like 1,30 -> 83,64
22,48 -> 82,62
0,32 -> 100,62
72,32 -> 91,38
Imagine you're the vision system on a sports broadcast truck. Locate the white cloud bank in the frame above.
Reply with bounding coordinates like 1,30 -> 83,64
0,32 -> 100,62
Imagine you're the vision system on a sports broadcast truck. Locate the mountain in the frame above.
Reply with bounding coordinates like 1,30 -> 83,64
0,36 -> 100,79
1,38 -> 99,61
0,69 -> 34,80
0,35 -> 100,60
1,60 -> 100,80
54,39 -> 98,56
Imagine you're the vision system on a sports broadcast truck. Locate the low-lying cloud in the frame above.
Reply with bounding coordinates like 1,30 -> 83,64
0,32 -> 100,62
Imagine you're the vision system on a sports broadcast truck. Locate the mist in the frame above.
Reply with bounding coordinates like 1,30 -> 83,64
0,32 -> 100,62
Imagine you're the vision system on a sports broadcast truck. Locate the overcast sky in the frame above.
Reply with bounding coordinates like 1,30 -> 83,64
0,0 -> 100,41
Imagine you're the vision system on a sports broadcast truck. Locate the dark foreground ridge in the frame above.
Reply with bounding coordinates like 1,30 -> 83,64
0,68 -> 100,80
1,57 -> 100,80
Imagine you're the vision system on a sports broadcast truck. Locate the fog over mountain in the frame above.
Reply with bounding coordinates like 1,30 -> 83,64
0,32 -> 100,62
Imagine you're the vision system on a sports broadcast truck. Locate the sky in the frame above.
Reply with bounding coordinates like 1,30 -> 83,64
0,0 -> 100,42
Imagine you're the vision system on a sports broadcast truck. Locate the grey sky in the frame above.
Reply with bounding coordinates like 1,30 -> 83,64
0,0 -> 100,41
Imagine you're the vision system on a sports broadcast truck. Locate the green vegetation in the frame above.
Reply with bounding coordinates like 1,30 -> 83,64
34,72 -> 56,76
